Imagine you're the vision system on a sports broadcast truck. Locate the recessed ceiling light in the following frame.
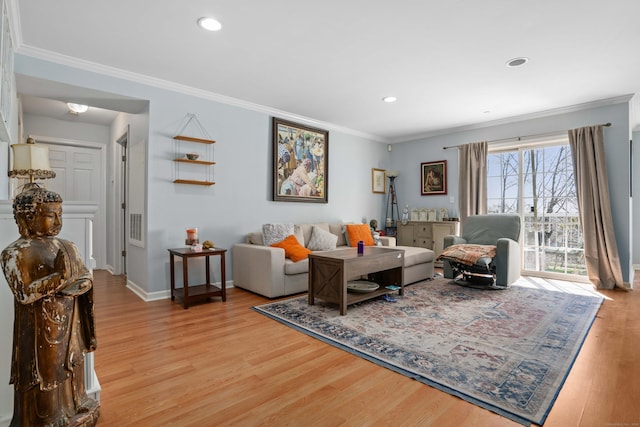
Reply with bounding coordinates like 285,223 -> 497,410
66,103 -> 89,114
382,96 -> 397,103
506,57 -> 529,67
198,17 -> 222,31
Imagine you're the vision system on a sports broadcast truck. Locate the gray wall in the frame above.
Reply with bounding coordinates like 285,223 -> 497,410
14,54 -> 390,296
634,130 -> 640,268
11,54 -> 637,295
390,101 -> 634,283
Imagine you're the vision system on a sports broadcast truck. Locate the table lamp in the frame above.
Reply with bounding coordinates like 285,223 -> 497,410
8,137 -> 56,191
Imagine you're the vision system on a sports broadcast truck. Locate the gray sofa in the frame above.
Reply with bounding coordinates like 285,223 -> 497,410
232,222 -> 435,298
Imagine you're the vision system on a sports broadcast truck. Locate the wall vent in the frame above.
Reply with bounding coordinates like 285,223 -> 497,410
129,213 -> 143,244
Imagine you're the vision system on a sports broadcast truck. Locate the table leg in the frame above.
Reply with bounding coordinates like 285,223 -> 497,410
169,253 -> 175,301
340,265 -> 347,315
205,255 -> 211,285
308,258 -> 315,306
220,252 -> 226,302
182,257 -> 189,309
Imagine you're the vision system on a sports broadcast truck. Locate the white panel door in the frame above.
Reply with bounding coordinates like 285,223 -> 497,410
48,146 -> 100,202
47,144 -> 104,268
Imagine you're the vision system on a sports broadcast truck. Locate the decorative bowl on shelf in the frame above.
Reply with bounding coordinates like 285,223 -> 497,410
347,280 -> 379,293
186,153 -> 200,160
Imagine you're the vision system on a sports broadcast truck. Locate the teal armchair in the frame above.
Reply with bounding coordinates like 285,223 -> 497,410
441,214 -> 521,288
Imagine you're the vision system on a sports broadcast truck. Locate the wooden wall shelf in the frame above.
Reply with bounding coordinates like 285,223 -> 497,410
173,135 -> 216,144
174,158 -> 216,165
172,130 -> 216,185
173,179 -> 215,186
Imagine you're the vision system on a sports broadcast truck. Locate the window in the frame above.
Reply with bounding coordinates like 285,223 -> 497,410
487,137 -> 587,280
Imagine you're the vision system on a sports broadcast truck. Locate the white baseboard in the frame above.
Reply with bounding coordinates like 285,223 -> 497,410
125,279 -> 170,302
126,279 -> 234,302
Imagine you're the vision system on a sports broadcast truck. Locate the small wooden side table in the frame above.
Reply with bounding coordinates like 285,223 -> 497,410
168,247 -> 227,309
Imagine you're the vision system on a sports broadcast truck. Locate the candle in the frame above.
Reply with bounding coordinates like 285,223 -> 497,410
186,228 -> 198,245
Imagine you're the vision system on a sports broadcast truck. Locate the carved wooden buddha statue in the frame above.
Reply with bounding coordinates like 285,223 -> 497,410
1,185 -> 99,427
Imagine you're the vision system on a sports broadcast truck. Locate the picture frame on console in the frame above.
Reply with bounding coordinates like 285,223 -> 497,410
371,168 -> 386,194
421,160 -> 447,195
272,117 -> 329,203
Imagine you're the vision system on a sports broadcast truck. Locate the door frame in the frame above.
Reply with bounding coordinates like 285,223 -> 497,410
115,127 -> 129,276
30,134 -> 107,269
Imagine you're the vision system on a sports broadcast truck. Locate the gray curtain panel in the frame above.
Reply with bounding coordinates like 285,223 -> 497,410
568,125 -> 626,290
458,141 -> 487,225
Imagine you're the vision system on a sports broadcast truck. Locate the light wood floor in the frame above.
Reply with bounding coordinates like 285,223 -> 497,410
93,270 -> 640,426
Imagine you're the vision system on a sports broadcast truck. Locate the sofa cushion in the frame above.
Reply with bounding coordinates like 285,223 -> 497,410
293,225 -> 305,246
270,234 -> 312,262
399,246 -> 435,268
329,223 -> 348,247
345,224 -> 375,247
307,225 -> 338,251
297,223 -> 329,247
246,231 -> 264,245
263,223 -> 294,246
284,258 -> 309,275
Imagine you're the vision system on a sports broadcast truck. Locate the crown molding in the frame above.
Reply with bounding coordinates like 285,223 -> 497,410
14,43 -> 387,143
10,4 -> 633,145
394,94 -> 635,143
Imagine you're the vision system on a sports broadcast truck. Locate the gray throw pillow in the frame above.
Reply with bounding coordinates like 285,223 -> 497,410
307,226 -> 338,251
262,223 -> 294,246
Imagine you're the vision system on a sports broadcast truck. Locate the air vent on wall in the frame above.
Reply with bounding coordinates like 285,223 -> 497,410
129,213 -> 142,242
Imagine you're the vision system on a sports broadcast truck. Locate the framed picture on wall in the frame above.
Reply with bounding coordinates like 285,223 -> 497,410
371,168 -> 386,194
272,118 -> 328,203
421,160 -> 447,195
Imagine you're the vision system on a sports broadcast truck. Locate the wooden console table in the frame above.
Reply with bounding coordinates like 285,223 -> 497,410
168,247 -> 227,309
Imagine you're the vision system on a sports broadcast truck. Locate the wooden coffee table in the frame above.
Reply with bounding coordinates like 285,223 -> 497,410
308,246 -> 404,315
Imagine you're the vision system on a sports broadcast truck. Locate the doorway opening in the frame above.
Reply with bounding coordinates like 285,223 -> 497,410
116,127 -> 129,276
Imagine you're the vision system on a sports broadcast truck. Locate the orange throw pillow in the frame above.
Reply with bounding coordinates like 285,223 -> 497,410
345,224 -> 375,247
270,234 -> 312,262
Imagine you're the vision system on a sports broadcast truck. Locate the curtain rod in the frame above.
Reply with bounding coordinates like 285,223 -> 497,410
442,122 -> 612,150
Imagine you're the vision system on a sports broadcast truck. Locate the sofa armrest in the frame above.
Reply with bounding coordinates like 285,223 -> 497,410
232,243 -> 286,297
379,236 -> 396,246
495,238 -> 520,287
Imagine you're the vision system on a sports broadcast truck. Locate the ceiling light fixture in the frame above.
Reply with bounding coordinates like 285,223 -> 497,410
506,57 -> 529,67
66,103 -> 89,114
382,96 -> 397,103
198,17 -> 222,31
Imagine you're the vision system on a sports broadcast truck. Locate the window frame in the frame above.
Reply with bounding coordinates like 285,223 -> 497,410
487,135 -> 589,283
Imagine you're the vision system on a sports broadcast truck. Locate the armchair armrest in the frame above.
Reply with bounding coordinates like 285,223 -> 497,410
442,235 -> 467,278
443,235 -> 466,249
495,238 -> 520,287
379,236 -> 396,247
232,243 -> 286,297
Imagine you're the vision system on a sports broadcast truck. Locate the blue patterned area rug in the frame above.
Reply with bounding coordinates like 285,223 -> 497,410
253,277 -> 603,425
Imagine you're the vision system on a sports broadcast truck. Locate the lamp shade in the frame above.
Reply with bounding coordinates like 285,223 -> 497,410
8,138 -> 56,180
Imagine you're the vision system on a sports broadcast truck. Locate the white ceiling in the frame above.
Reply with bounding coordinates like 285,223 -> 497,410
12,0 -> 640,142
